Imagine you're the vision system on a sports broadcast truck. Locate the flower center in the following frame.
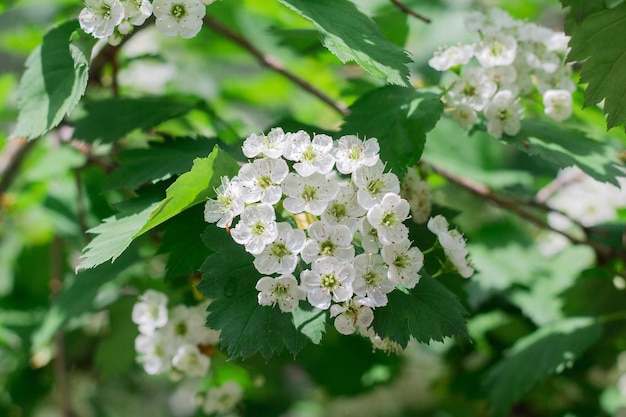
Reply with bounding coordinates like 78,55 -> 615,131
394,254 -> 410,269
321,273 -> 338,289
252,222 -> 265,236
363,270 -> 381,286
349,144 -> 361,160
320,240 -> 335,256
175,322 -> 187,336
328,202 -> 347,220
366,179 -> 385,196
171,3 -> 187,19
301,185 -> 318,202
302,145 -> 317,161
381,211 -> 398,227
463,83 -> 477,98
271,242 -> 290,258
274,283 -> 288,296
258,175 -> 272,189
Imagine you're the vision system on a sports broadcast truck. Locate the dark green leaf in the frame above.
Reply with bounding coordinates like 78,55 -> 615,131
94,298 -> 138,379
502,120 -> 625,186
107,137 -> 218,190
278,0 -> 411,85
197,225 -> 310,359
340,86 -> 443,177
372,274 -> 469,348
134,145 -> 239,237
73,96 -> 198,143
565,2 -> 626,128
485,317 -> 602,417
562,268 -> 626,316
268,27 -> 326,55
560,0 -> 605,25
11,20 -> 95,139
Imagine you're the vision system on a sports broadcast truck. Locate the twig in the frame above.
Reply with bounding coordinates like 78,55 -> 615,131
0,137 -> 38,198
203,16 -> 349,116
426,162 -> 625,261
389,0 -> 431,23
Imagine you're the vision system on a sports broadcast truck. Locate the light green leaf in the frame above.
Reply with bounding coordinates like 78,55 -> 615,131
485,317 -> 602,417
340,86 -> 443,177
372,274 -> 469,348
134,145 -> 239,237
73,97 -> 198,143
565,2 -> 626,128
11,20 -> 95,139
278,0 -> 411,85
76,202 -> 158,272
502,120 -> 625,186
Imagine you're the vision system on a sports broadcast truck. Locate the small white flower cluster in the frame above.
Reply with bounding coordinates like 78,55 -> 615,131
428,8 -> 575,138
400,168 -> 431,224
132,289 -> 220,378
204,128 -> 427,337
427,215 -> 474,278
79,0 -> 214,43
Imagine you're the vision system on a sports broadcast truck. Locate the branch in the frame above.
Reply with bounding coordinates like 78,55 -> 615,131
426,162 -> 626,261
0,137 -> 38,198
389,0 -> 431,23
203,16 -> 349,116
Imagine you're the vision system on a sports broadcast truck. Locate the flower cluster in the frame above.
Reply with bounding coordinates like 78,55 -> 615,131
79,0 -> 214,43
205,128 -> 454,338
400,167 -> 431,224
132,290 -> 219,378
427,215 -> 474,278
429,8 -> 574,138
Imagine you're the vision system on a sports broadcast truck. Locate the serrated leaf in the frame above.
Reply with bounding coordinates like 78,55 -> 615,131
107,137 -> 218,190
11,20 -> 95,140
135,145 -> 239,237
278,0 -> 411,85
560,0 -> 605,25
197,225 -> 311,359
502,120 -> 625,186
485,317 -> 602,417
73,96 -> 198,143
340,86 -> 443,177
372,274 -> 469,348
565,2 -> 626,128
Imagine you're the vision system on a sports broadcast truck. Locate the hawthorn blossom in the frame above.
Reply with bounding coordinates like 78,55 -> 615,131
475,32 -> 518,68
132,289 -> 169,335
542,89 -> 573,122
238,158 -> 289,205
352,160 -> 400,210
255,274 -> 304,312
122,0 -> 152,26
253,222 -> 306,275
301,221 -> 355,263
447,67 -> 497,111
153,0 -> 206,39
330,301 -> 374,335
79,0 -> 125,38
427,215 -> 474,278
202,381 -> 244,416
321,182 -> 366,232
172,344 -> 211,377
204,176 -> 244,228
135,332 -> 174,375
366,193 -> 410,245
484,89 -> 522,138
242,127 -> 287,159
381,241 -> 424,289
449,103 -> 478,128
283,132 -> 335,176
230,204 -> 278,255
428,44 -> 474,71
301,257 -> 355,310
352,253 -> 395,308
282,172 -> 339,215
332,135 -> 380,174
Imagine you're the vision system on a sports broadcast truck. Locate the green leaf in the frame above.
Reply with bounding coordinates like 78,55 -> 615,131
32,249 -> 138,352
502,120 -> 625,186
134,145 -> 239,237
278,0 -> 411,85
565,2 -> 626,128
372,274 -> 469,348
73,96 -> 198,143
76,202 -> 158,272
94,298 -> 138,379
485,317 -> 602,417
107,137 -> 218,190
11,20 -> 95,140
560,0 -> 605,25
340,86 -> 444,177
197,225 -> 311,359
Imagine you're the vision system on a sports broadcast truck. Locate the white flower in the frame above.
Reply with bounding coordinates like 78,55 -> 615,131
475,33 -> 517,68
301,257 -> 354,310
132,290 -> 169,335
79,0 -> 125,39
427,215 -> 474,278
238,158 -> 289,205
204,176 -> 244,228
330,302 -> 374,335
366,193 -> 410,246
484,89 -> 522,138
301,221 -> 355,263
282,172 -> 339,215
122,0 -> 153,26
162,305 -> 197,345
400,168 -> 431,224
321,182 -> 366,232
332,135 -> 380,174
449,103 -> 478,128
543,89 -> 572,122
381,241 -> 423,289
428,44 -> 474,71
255,274 -> 304,313
283,132 -> 335,177
352,160 -> 400,210
172,344 -> 211,377
153,0 -> 206,39
485,66 -> 517,90
447,67 -> 497,111
242,127 -> 287,159
202,381 -> 244,415
253,222 -> 306,275
230,204 -> 278,255
356,218 -> 381,254
352,253 -> 395,308
135,332 -> 174,375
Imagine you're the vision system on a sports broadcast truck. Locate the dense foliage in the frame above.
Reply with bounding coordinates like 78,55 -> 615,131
1,0 -> 626,416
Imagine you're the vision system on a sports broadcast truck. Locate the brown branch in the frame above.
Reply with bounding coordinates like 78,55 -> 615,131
389,0 -> 431,23
203,16 -> 349,117
426,162 -> 625,261
0,137 -> 38,199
